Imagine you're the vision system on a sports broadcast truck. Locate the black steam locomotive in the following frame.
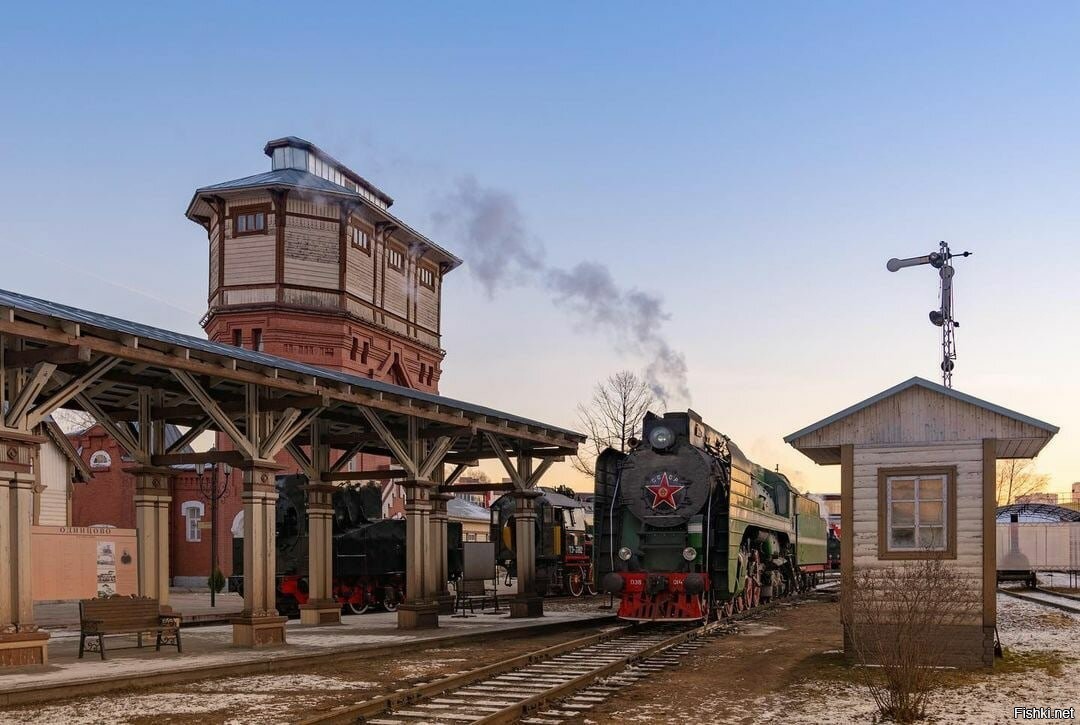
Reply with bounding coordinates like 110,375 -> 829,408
595,410 -> 829,621
230,475 -> 463,616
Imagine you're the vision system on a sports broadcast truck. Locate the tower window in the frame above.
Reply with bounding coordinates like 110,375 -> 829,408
252,328 -> 263,352
350,337 -> 359,361
419,266 -> 436,290
233,328 -> 243,348
361,341 -> 369,364
387,248 -> 405,272
352,226 -> 370,253
233,205 -> 269,236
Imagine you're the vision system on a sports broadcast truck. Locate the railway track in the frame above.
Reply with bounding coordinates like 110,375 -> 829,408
302,588 -> 833,725
997,586 -> 1080,615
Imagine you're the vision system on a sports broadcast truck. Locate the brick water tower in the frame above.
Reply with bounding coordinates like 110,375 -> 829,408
185,136 -> 461,391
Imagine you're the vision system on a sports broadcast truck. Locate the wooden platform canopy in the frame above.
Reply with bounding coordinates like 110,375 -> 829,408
0,286 -> 584,652
0,287 -> 583,475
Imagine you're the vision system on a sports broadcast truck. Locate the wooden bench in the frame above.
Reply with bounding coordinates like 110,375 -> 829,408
453,578 -> 501,617
78,596 -> 182,660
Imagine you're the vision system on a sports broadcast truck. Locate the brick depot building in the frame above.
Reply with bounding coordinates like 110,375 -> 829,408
70,136 -> 460,584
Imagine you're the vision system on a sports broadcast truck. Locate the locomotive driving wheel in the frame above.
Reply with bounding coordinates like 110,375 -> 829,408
347,601 -> 370,615
748,580 -> 761,608
568,572 -> 585,597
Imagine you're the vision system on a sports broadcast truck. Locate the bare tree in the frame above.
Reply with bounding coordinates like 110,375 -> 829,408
996,459 -> 1049,504
571,371 -> 655,477
49,408 -> 96,434
840,560 -> 981,723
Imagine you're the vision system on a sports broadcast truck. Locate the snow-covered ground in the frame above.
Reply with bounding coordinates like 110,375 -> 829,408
733,594 -> 1079,725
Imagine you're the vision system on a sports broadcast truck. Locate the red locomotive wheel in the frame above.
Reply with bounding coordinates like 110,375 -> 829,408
734,593 -> 745,613
749,582 -> 761,608
722,599 -> 734,618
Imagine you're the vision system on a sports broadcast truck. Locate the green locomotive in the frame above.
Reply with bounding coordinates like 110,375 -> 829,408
595,410 -> 829,620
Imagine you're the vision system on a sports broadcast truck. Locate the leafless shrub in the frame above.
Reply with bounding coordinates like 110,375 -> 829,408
840,559 -> 981,722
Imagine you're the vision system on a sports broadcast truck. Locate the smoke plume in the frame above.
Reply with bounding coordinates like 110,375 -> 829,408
433,176 -> 690,406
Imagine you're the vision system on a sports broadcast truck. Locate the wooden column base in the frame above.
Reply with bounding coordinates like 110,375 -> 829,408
299,600 -> 342,626
230,615 -> 288,647
436,593 -> 455,615
0,631 -> 49,668
509,595 -> 544,618
397,602 -> 439,630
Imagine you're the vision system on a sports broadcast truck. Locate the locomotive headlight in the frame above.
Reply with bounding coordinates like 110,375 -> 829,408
682,546 -> 697,562
618,546 -> 633,561
648,426 -> 675,450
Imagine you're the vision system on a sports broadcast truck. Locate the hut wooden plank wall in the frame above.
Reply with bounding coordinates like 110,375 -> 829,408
785,377 -> 1058,669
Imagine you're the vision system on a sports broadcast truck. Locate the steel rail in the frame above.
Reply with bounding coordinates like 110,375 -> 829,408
472,621 -> 718,724
997,587 -> 1080,615
300,623 -> 637,725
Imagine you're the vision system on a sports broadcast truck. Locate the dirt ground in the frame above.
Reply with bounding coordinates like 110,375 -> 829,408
582,590 -> 843,724
0,598 -> 615,725
582,591 -> 1079,725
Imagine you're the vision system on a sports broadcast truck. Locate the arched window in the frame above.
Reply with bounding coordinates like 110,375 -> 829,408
181,500 -> 205,542
89,451 -> 112,470
231,510 -> 245,539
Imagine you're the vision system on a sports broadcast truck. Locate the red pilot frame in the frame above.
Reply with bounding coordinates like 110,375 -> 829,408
612,572 -> 710,621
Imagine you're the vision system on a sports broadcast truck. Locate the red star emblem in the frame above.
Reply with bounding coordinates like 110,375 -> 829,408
645,472 -> 684,510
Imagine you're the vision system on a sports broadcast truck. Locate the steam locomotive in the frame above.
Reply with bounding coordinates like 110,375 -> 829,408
230,475 -> 464,616
491,489 -> 595,597
595,410 -> 829,621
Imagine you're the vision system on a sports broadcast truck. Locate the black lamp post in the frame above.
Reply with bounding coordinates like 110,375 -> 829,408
196,461 -> 231,607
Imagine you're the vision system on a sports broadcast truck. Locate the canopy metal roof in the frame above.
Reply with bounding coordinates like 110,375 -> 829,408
0,288 -> 583,466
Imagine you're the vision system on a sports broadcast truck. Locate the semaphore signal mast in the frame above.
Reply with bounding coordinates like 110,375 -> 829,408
886,241 -> 972,388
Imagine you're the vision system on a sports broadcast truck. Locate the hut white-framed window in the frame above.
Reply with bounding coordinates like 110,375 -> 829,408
89,450 -> 112,470
877,466 -> 957,560
181,500 -> 205,542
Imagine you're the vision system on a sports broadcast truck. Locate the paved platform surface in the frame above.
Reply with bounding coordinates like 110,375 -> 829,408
34,592 -> 244,630
0,607 -> 615,706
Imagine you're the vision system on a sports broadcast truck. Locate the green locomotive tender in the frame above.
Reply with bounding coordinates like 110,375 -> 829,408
595,410 -> 829,620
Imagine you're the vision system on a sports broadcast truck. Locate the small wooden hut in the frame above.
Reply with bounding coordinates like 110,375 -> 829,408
785,376 -> 1058,668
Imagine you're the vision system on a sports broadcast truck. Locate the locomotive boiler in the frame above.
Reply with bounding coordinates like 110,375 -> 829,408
231,475 -> 464,616
595,410 -> 828,621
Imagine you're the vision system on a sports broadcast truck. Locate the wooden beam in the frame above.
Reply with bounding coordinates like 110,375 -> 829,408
321,469 -> 409,482
258,408 -> 301,459
418,435 -> 456,481
170,369 -> 256,459
440,482 -> 514,494
444,463 -> 467,486
75,392 -> 142,461
150,450 -> 246,467
26,356 -> 122,429
285,441 -> 315,479
165,418 -> 212,455
3,344 -> 91,368
483,431 -> 524,488
526,456 -> 556,487
329,440 -> 367,474
4,361 -> 57,429
359,406 -> 417,477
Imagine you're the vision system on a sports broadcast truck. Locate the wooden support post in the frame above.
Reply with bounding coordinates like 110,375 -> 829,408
511,450 -> 544,618
300,420 -> 340,626
397,479 -> 439,630
231,465 -> 288,647
0,431 -> 50,667
127,466 -> 174,609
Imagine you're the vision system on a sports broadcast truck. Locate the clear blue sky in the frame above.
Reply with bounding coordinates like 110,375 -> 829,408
2,3 -> 1078,493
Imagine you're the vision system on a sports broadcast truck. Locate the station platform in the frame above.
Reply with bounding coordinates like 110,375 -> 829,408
0,607 -> 616,707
